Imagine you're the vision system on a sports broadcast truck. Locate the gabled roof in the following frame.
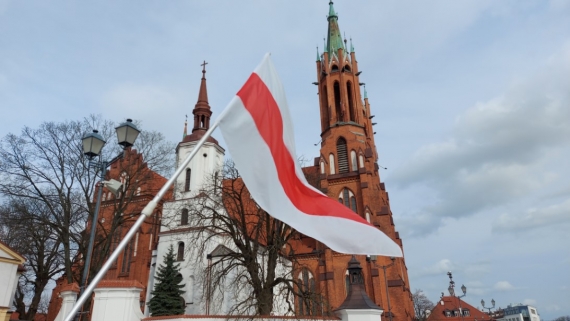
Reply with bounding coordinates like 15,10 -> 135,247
0,240 -> 25,265
427,296 -> 490,321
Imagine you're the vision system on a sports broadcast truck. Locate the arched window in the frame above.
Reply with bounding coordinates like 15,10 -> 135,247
297,268 -> 316,316
181,208 -> 189,225
321,86 -> 329,130
337,138 -> 349,174
320,161 -> 325,174
346,81 -> 355,121
338,188 -> 357,213
177,242 -> 184,261
121,238 -> 134,274
366,212 -> 371,223
329,154 -> 336,175
102,193 -> 106,201
185,168 -> 191,192
214,171 -> 219,193
359,154 -> 364,168
136,187 -> 141,196
350,150 -> 358,172
344,65 -> 351,72
108,192 -> 112,200
331,65 -> 339,72
334,81 -> 342,122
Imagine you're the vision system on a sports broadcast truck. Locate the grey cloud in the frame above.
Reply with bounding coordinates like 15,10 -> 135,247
492,198 -> 570,233
390,46 -> 570,235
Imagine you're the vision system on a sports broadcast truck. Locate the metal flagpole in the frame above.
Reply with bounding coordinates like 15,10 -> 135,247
63,119 -> 223,321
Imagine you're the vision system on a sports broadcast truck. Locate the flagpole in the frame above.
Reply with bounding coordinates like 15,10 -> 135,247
64,118 -> 224,321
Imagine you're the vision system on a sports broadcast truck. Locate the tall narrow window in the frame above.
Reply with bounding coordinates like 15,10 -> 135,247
177,242 -> 185,261
350,150 -> 358,172
121,238 -> 134,274
181,208 -> 189,225
359,154 -> 364,168
338,188 -> 357,213
298,269 -> 316,316
347,81 -> 355,121
365,212 -> 371,223
321,86 -> 329,130
320,161 -> 325,174
329,154 -> 336,175
185,168 -> 191,191
334,81 -> 342,122
350,196 -> 357,213
337,138 -> 349,174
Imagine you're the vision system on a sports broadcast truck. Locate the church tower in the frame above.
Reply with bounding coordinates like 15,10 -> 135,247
294,2 -> 415,320
151,63 -> 226,316
174,62 -> 225,199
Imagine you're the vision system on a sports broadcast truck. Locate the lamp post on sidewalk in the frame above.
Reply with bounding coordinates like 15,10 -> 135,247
78,119 -> 140,319
447,272 -> 467,321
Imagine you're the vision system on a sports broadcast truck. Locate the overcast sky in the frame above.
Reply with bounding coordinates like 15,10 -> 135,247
1,1 -> 569,319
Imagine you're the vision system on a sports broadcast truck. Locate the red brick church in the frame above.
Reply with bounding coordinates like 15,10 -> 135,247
46,2 -> 414,320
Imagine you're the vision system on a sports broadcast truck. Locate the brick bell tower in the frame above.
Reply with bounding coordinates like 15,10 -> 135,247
293,2 -> 415,320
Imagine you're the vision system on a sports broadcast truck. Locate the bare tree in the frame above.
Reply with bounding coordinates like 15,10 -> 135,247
412,289 -> 434,321
171,160 -> 326,316
554,316 -> 570,321
0,199 -> 64,321
0,116 -> 174,319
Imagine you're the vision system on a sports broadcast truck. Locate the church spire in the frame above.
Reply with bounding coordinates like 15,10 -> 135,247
191,61 -> 212,134
181,61 -> 218,145
326,1 -> 344,59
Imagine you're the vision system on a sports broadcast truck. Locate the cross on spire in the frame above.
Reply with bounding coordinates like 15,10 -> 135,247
201,60 -> 208,72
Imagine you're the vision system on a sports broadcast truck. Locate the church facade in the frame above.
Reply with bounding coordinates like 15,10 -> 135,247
288,2 -> 414,320
47,2 -> 414,321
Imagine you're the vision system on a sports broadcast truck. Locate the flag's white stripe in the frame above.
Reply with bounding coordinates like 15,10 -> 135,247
219,96 -> 403,256
253,54 -> 323,195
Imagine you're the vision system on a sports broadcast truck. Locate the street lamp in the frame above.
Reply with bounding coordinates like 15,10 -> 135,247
447,272 -> 467,321
374,257 -> 396,321
481,299 -> 495,314
78,119 -> 140,318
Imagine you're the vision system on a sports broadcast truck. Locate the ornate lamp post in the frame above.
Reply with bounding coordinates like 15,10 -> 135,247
78,119 -> 140,318
447,272 -> 467,321
481,299 -> 495,314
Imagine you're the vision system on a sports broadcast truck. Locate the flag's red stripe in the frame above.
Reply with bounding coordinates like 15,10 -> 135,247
236,73 -> 371,226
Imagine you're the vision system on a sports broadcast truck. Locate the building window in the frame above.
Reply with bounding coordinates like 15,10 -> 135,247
298,268 -> 316,316
350,150 -> 358,171
181,208 -> 189,225
136,187 -> 141,196
334,81 -> 342,121
346,81 -> 355,121
121,238 -> 134,274
329,154 -> 335,175
336,138 -> 349,174
185,168 -> 191,191
463,310 -> 470,317
338,188 -> 357,213
320,161 -> 325,174
445,310 -> 451,317
177,242 -> 184,261
359,154 -> 364,168
365,212 -> 371,223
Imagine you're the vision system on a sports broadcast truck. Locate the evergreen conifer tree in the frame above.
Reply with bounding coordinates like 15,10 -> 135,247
148,244 -> 186,316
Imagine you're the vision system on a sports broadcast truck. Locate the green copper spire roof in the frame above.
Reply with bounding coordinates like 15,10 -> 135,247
363,86 -> 368,99
326,1 -> 345,59
350,37 -> 354,53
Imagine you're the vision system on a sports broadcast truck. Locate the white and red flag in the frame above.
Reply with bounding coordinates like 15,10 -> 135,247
219,54 -> 402,256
